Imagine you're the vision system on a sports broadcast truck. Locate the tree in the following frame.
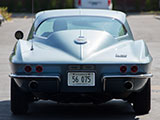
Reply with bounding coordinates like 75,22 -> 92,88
58,0 -> 66,8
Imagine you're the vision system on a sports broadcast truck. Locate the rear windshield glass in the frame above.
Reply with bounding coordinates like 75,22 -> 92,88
36,16 -> 127,38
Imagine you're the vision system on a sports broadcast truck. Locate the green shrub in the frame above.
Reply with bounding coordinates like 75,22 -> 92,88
0,7 -> 12,21
145,0 -> 159,11
135,0 -> 141,11
145,0 -> 151,10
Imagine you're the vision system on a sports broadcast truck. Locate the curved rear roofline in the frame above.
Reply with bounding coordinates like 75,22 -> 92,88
34,9 -> 126,29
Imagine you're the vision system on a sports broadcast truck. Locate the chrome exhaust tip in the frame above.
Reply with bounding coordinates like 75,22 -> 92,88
124,81 -> 133,90
29,80 -> 38,89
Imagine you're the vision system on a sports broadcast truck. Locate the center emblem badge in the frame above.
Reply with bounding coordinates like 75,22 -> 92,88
74,36 -> 87,44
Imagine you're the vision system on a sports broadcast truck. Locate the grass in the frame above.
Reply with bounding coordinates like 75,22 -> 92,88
143,11 -> 160,15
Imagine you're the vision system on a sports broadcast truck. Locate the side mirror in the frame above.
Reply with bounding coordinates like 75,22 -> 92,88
15,31 -> 24,40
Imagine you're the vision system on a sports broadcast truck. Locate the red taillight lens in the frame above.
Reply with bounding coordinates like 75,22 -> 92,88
78,0 -> 81,6
36,65 -> 43,73
120,66 -> 127,73
24,65 -> 32,73
108,0 -> 111,6
131,65 -> 138,73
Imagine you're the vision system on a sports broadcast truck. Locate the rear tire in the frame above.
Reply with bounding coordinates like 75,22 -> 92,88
11,79 -> 29,115
132,79 -> 151,115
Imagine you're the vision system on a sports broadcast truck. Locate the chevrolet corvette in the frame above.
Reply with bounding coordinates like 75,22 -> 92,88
9,9 -> 153,115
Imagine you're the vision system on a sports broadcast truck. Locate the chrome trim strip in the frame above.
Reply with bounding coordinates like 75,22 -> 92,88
9,74 -> 61,81
102,74 -> 153,79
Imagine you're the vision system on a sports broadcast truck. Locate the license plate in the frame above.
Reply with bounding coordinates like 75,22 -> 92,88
89,2 -> 101,5
68,72 -> 95,86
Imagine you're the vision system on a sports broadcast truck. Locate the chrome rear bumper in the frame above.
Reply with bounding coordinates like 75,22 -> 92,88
9,73 -> 152,81
102,73 -> 153,79
9,73 -> 61,81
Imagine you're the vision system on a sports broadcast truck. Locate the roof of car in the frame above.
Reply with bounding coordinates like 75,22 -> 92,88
34,9 -> 126,28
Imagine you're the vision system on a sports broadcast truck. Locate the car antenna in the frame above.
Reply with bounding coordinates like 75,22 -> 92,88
31,0 -> 34,51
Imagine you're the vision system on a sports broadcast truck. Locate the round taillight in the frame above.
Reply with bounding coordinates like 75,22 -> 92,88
36,65 -> 43,73
120,65 -> 127,73
78,0 -> 81,6
108,0 -> 111,6
24,65 -> 32,73
131,65 -> 138,73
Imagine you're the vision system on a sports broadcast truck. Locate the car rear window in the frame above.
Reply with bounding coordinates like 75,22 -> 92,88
36,16 -> 127,38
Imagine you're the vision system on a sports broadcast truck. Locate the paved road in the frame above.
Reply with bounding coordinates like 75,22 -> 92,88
0,14 -> 160,120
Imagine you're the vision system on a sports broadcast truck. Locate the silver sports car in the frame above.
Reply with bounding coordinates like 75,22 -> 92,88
9,9 -> 153,115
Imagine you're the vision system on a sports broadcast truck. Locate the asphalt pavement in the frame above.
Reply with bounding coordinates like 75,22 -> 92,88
0,14 -> 160,120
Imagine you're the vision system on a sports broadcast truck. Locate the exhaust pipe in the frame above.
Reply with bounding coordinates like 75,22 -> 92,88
29,80 -> 38,89
124,81 -> 133,90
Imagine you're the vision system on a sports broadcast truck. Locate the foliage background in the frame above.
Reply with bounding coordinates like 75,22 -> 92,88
0,0 -> 159,13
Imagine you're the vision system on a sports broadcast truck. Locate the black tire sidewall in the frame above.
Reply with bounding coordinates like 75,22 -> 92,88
11,79 -> 29,114
133,78 -> 151,115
